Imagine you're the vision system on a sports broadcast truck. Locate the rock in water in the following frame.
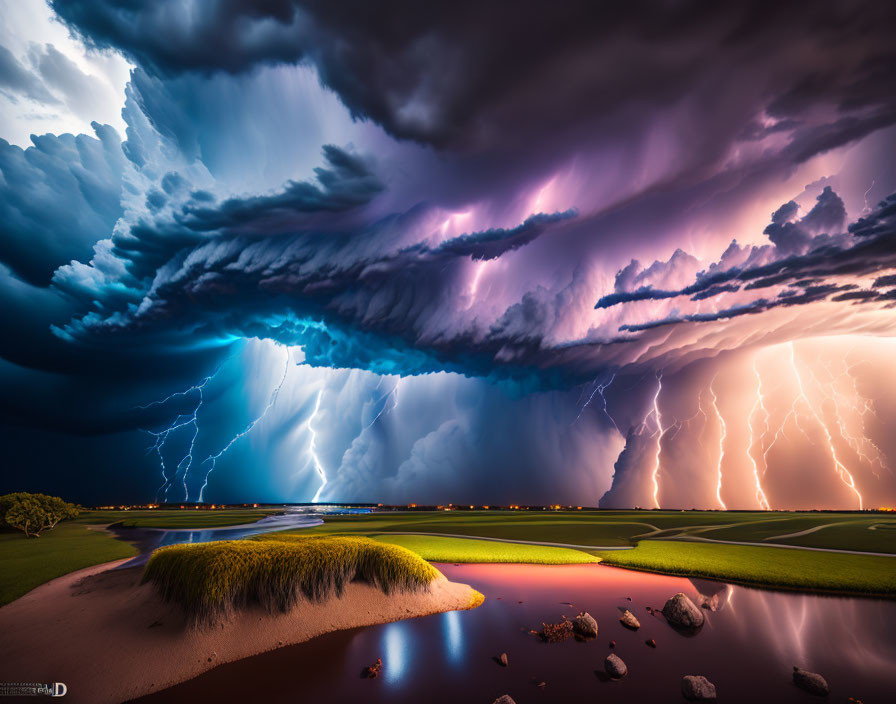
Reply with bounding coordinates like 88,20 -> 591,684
574,611 -> 598,638
681,675 -> 717,700
362,658 -> 383,679
663,593 -> 705,629
793,667 -> 830,696
492,697 -> 516,704
539,618 -> 574,642
620,609 -> 641,629
605,653 -> 628,679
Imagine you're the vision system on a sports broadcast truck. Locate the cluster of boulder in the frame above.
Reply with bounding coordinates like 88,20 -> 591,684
491,591 -> 831,703
535,610 -> 597,642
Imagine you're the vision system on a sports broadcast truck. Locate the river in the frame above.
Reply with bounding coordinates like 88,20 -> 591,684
109,508 -> 324,567
131,561 -> 896,703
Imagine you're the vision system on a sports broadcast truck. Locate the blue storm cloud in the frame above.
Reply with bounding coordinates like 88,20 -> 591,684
0,123 -> 125,284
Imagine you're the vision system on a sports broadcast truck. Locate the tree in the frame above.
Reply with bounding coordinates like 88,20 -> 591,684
0,492 -> 80,538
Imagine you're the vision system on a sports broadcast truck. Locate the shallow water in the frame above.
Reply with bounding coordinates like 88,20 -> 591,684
111,509 -> 323,567
132,562 -> 896,703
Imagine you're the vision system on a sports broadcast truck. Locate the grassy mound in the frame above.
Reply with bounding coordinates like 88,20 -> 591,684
142,535 -> 440,623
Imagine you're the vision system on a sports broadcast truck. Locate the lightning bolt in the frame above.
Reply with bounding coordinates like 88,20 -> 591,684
573,372 -> 619,433
708,375 -> 728,510
788,342 -> 863,509
667,389 -> 707,443
365,377 -> 401,429
647,373 -> 666,509
747,360 -> 772,510
196,347 -> 292,503
467,260 -> 489,305
761,361 -> 811,470
810,354 -> 889,480
843,359 -> 890,477
308,389 -> 328,503
140,364 -> 225,502
862,178 -> 876,213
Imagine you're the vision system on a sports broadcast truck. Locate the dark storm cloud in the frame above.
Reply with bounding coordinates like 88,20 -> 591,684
178,145 -> 384,232
0,123 -> 125,285
763,186 -> 846,255
596,190 -> 896,332
94,142 -> 381,287
872,274 -> 896,288
53,198 -> 579,381
50,0 -> 896,165
49,168 -> 896,395
2,0 -> 895,510
596,188 -> 853,309
617,299 -> 773,334
420,210 -> 577,261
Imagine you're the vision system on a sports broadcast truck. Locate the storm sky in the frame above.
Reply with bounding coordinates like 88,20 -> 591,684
2,0 -> 896,508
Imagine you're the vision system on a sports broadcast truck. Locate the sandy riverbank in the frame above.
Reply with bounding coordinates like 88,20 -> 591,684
0,559 -> 483,704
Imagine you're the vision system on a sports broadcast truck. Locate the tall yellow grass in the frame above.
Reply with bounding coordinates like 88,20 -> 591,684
142,535 -> 440,623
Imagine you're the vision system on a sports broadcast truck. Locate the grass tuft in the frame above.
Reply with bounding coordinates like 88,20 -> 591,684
141,535 -> 440,624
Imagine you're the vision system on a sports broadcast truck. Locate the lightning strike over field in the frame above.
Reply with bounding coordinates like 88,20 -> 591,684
708,376 -> 728,510
308,390 -> 328,503
788,343 -> 864,509
648,374 -> 666,509
747,362 -> 772,510
140,366 -> 223,502
815,357 -> 889,479
196,348 -> 292,502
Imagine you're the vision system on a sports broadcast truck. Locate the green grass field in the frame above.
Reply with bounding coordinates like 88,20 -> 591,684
75,508 -> 280,529
305,510 -> 895,553
304,511 -> 660,546
288,510 -> 896,595
3,509 -> 893,608
595,540 -> 896,596
373,534 -> 601,563
0,523 -> 138,606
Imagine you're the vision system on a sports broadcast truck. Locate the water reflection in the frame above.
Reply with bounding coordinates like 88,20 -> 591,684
689,578 -> 734,613
136,562 -> 896,704
441,609 -> 463,665
382,622 -> 409,685
720,580 -> 895,675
